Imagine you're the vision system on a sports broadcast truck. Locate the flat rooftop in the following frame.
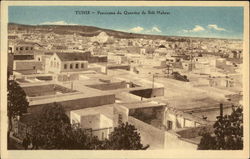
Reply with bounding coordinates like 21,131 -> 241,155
78,73 -> 123,85
22,83 -> 114,106
22,83 -> 77,97
152,95 -> 231,112
120,101 -> 166,109
70,104 -> 117,120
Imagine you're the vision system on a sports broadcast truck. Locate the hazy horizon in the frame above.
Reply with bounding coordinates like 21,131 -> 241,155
8,22 -> 243,41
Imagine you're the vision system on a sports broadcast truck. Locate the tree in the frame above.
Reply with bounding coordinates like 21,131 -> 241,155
103,122 -> 149,150
28,103 -> 149,150
29,103 -> 99,149
30,103 -> 73,149
197,132 -> 217,150
7,80 -> 29,136
62,124 -> 104,150
198,106 -> 243,150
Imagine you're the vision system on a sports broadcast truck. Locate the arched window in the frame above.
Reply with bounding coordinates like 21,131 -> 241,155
75,63 -> 79,69
70,64 -> 73,69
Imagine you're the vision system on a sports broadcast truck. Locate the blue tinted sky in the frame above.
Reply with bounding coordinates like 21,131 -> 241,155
9,6 -> 243,39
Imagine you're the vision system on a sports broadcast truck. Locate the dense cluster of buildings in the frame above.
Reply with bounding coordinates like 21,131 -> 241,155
8,24 -> 243,150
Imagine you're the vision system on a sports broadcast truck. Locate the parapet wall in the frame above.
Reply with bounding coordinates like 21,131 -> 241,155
28,94 -> 116,115
130,87 -> 164,98
128,116 -> 165,150
14,60 -> 42,71
86,81 -> 127,91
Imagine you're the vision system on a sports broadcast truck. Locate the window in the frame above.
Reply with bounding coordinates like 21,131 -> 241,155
20,47 -> 23,51
64,64 -> 67,69
167,120 -> 173,130
70,64 -> 73,69
26,47 -> 29,50
16,47 -> 18,51
30,47 -> 33,50
81,63 -> 84,68
75,63 -> 78,69
38,57 -> 41,61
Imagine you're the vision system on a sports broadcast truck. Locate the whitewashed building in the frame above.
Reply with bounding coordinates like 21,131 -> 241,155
45,52 -> 89,74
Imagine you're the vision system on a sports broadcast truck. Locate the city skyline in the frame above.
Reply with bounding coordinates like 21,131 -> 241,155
9,6 -> 243,39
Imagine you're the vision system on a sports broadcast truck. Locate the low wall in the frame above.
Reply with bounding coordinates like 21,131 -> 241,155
86,81 -> 127,91
130,87 -> 164,98
14,60 -> 42,71
14,55 -> 34,60
22,84 -> 75,97
57,73 -> 79,81
107,65 -> 130,71
14,70 -> 36,75
175,125 -> 214,139
128,116 -> 165,150
28,94 -> 115,115
89,56 -> 108,63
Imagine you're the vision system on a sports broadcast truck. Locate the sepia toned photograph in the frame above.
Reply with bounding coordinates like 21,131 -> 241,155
0,1 -> 249,159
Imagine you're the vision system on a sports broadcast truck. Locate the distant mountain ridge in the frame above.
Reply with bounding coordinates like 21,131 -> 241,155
8,23 -> 239,41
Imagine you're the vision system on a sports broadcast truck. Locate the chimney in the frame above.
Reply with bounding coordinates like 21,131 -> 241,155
220,103 -> 223,118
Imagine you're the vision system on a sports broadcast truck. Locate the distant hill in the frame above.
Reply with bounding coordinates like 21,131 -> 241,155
8,23 -> 237,41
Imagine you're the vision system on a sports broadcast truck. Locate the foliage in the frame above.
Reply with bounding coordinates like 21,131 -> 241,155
30,103 -> 72,149
29,103 -> 148,150
8,80 -> 29,118
31,103 -> 86,149
198,106 -> 243,150
7,80 -> 29,132
29,103 -> 106,149
62,127 -> 103,150
103,122 -> 149,150
197,132 -> 217,150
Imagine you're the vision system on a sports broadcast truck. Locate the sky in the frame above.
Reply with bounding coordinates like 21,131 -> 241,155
9,6 -> 243,39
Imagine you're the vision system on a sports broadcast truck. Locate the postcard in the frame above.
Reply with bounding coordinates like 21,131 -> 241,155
0,1 -> 249,159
